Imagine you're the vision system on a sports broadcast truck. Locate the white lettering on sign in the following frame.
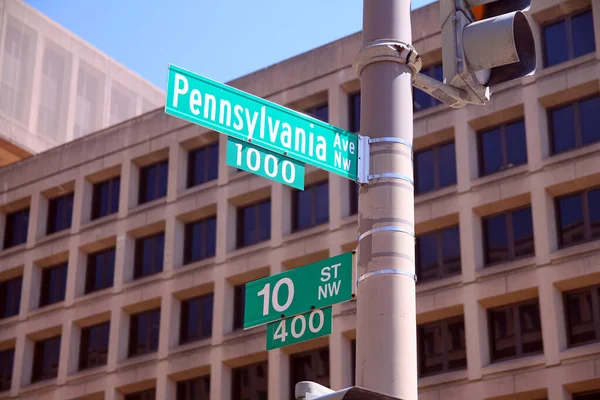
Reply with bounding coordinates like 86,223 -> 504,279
257,278 -> 295,316
318,263 -> 342,300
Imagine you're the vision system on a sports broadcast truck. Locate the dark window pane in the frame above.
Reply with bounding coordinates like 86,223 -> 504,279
566,290 -> 596,346
418,317 -> 466,377
589,189 -> 600,238
558,193 -> 585,246
289,348 -> 330,399
295,189 -> 312,231
572,11 -> 596,58
139,161 -> 168,204
574,390 -> 600,400
350,93 -> 361,133
92,177 -> 120,220
233,284 -> 246,331
415,149 -> 434,193
544,20 -> 568,67
47,193 -> 73,234
315,182 -> 329,225
441,226 -> 461,274
40,263 -> 67,307
419,324 -> 444,375
129,309 -> 160,357
438,142 -> 457,187
480,127 -> 503,175
490,307 -> 516,360
180,294 -> 213,344
0,348 -> 14,392
305,104 -> 328,123
184,217 -> 217,264
484,214 -> 509,264
177,376 -> 210,400
579,96 -> 600,146
551,104 -> 576,154
512,207 -> 534,258
134,233 -> 165,279
293,183 -> 329,232
126,388 -> 156,400
86,248 -> 115,293
32,336 -> 61,383
79,322 -> 110,370
519,302 -> 543,355
188,143 -> 219,188
505,120 -> 528,167
414,64 -> 442,111
349,183 -> 359,216
3,208 -> 29,249
238,200 -> 271,248
447,320 -> 467,370
413,88 -> 432,112
0,276 -> 22,319
417,233 -> 438,281
232,361 -> 269,400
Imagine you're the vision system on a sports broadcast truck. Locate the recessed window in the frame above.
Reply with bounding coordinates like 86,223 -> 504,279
574,390 -> 600,400
125,388 -> 156,400
414,63 -> 443,112
188,143 -> 219,188
550,95 -> 600,154
177,376 -> 210,400
564,285 -> 600,347
233,284 -> 246,331
556,186 -> 600,247
416,225 -> 461,282
415,142 -> 457,194
0,276 -> 22,319
3,207 -> 29,249
232,361 -> 268,400
79,321 -> 110,370
289,348 -> 330,399
304,104 -> 329,123
418,316 -> 466,377
292,181 -> 329,232
351,339 -> 356,386
139,160 -> 168,204
543,9 -> 595,67
349,92 -> 361,133
31,335 -> 61,383
483,206 -> 534,266
128,308 -> 160,358
134,232 -> 165,280
180,294 -> 213,344
86,247 -> 115,294
349,182 -> 359,216
0,348 -> 14,392
488,299 -> 543,362
184,216 -> 216,264
237,200 -> 271,248
91,176 -> 120,220
47,193 -> 73,235
40,262 -> 67,307
478,119 -> 527,176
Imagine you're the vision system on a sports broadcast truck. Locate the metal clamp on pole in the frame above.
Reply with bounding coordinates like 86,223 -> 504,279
368,172 -> 414,185
353,39 -> 422,77
358,269 -> 417,284
358,225 -> 415,242
368,137 -> 413,150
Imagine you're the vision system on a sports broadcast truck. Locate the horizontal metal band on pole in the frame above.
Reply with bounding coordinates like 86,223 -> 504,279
358,225 -> 415,242
353,39 -> 422,77
357,268 -> 417,284
368,172 -> 414,185
368,137 -> 413,149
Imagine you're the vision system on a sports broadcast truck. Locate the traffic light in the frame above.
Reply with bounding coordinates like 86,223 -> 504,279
440,0 -> 536,105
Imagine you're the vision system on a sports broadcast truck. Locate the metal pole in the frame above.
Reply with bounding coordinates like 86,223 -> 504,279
355,0 -> 418,398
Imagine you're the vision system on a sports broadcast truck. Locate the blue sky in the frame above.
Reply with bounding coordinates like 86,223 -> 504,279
25,0 -> 435,91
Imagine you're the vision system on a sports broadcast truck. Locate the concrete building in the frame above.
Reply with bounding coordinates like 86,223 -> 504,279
0,0 -> 163,167
1,0 -> 600,398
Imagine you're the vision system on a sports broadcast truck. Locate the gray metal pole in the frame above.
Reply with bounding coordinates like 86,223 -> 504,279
355,0 -> 418,398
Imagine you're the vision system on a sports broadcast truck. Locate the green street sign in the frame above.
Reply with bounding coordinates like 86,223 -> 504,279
226,137 -> 305,190
165,65 -> 359,180
266,307 -> 332,350
243,252 -> 353,329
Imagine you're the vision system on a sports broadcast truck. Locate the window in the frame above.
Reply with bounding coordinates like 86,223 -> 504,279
564,285 -> 600,347
351,340 -> 356,386
304,104 -> 329,123
483,206 -> 534,266
139,160 -> 168,204
418,316 -> 466,377
0,348 -> 14,392
237,200 -> 271,248
180,294 -> 213,344
31,335 -> 61,383
184,217 -> 216,264
79,322 -> 110,370
292,182 -> 329,231
128,308 -> 160,357
416,225 -> 461,282
478,119 -> 527,176
549,95 -> 600,154
177,376 -> 210,400
125,389 -> 156,400
85,247 -> 115,294
0,276 -> 22,319
574,390 -> 600,400
232,361 -> 268,400
289,348 -> 330,399
39,263 -> 68,307
543,9 -> 595,67
47,193 -> 73,234
349,182 -> 359,216
488,299 -> 543,362
188,143 -> 219,188
414,142 -> 457,194
414,64 -> 443,112
556,186 -> 600,247
91,176 -> 120,220
3,207 -> 29,249
134,232 -> 165,279
349,92 -> 361,133
233,284 -> 246,331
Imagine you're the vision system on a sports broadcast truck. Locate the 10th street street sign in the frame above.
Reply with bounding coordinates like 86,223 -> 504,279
165,65 -> 360,181
243,252 -> 354,329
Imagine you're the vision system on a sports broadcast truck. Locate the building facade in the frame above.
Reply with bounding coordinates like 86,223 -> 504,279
1,0 -> 600,399
0,0 -> 163,167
